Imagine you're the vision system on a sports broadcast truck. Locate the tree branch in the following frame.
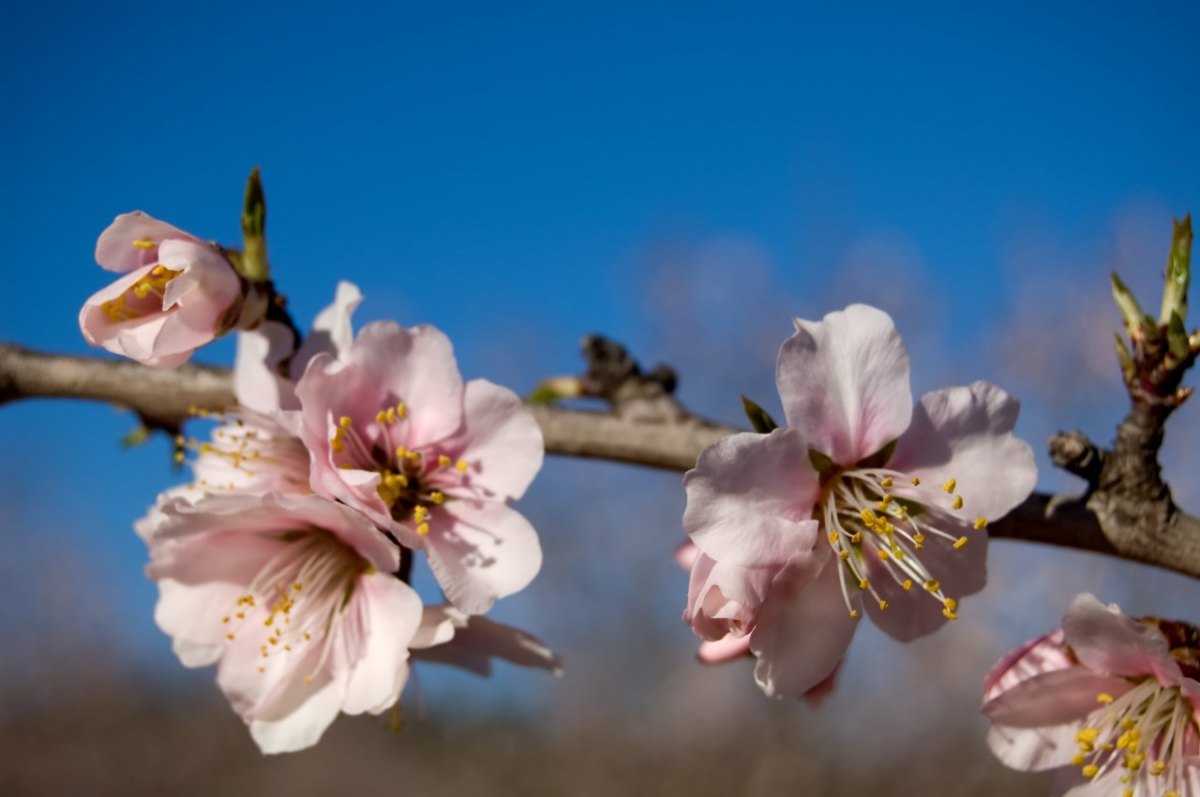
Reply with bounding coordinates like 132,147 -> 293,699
3,343 -> 1199,578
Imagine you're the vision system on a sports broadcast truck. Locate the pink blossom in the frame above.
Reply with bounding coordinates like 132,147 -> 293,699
683,304 -> 1037,699
982,594 -> 1200,796
293,314 -> 544,615
79,212 -> 250,368
144,492 -> 422,754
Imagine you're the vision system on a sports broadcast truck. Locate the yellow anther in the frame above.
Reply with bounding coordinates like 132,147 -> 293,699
877,599 -> 889,610
877,494 -> 893,510
953,536 -> 968,550
438,454 -> 452,468
850,532 -> 862,543
880,476 -> 893,487
396,446 -> 409,459
1081,765 -> 1098,778
973,516 -> 988,530
912,532 -> 925,545
396,402 -> 407,418
416,522 -> 430,536
132,238 -> 155,250
226,633 -> 235,641
828,531 -> 840,544
860,508 -> 878,525
943,597 -> 957,612
849,609 -> 860,618
303,632 -> 312,641
375,410 -> 388,424
293,583 -> 302,592
839,550 -> 850,560
910,476 -> 921,486
338,416 -> 352,429
1150,761 -> 1166,776
330,438 -> 345,453
901,579 -> 913,591
413,505 -> 428,523
891,546 -> 904,560
305,675 -> 313,684
877,549 -> 891,561
923,579 -> 940,592
1097,693 -> 1114,705
430,491 -> 445,505
455,459 -> 469,472
222,616 -> 230,624
173,450 -> 185,464
1070,753 -> 1087,766
942,478 -> 957,493
952,495 -> 964,510
235,612 -> 245,620
407,450 -> 422,464
858,578 -> 869,590
942,608 -> 958,620
1077,728 -> 1099,744
258,666 -> 266,674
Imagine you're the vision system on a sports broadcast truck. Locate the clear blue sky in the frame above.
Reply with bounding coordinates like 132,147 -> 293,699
2,1 -> 1198,699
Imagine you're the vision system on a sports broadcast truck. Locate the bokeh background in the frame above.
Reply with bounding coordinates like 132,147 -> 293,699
3,2 -> 1200,794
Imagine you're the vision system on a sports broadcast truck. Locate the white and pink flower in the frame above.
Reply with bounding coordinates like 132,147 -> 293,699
292,312 -> 544,616
983,594 -> 1200,796
682,304 -> 1037,699
410,604 -> 563,676
145,492 -> 422,754
79,212 -> 252,368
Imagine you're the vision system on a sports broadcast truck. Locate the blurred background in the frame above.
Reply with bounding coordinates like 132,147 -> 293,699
2,2 -> 1199,794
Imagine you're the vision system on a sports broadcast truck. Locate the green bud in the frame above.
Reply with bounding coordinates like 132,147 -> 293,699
1114,332 -> 1136,385
238,167 -> 269,282
527,377 -> 583,405
1166,310 -> 1190,367
1160,214 -> 1192,325
808,447 -> 836,477
1111,272 -> 1155,341
856,439 -> 897,470
121,424 -> 150,448
741,395 -> 779,434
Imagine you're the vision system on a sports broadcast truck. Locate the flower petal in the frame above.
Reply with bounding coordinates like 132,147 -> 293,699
777,304 -> 912,465
95,211 -> 199,273
988,721 -> 1098,775
749,548 -> 860,699
234,322 -> 299,413
424,500 -> 542,615
683,428 -> 820,568
348,322 -> 465,445
889,382 -> 1037,522
441,379 -> 544,501
341,573 -> 422,715
1062,593 -> 1177,679
410,609 -> 563,677
685,552 -> 773,640
293,280 -> 364,375
697,635 -> 752,665
982,629 -> 1073,703
982,668 -> 1133,729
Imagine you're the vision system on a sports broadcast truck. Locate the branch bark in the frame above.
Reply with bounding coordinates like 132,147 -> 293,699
2,343 -> 1198,578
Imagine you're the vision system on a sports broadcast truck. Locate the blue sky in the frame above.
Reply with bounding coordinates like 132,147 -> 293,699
2,1 -> 1199,709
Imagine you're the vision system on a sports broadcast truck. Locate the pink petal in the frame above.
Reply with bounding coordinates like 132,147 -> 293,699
424,500 -> 542,615
341,573 -> 422,715
674,540 -> 699,570
982,629 -> 1073,703
1062,593 -> 1176,679
864,526 -> 988,642
348,322 -> 465,446
292,280 -> 363,375
410,607 -> 563,676
440,379 -> 544,501
889,382 -> 1037,522
245,659 -> 345,755
988,722 -> 1097,774
777,304 -> 913,465
749,548 -> 860,699
234,322 -> 301,413
410,605 -> 459,649
95,211 -> 199,273
1049,767 -> 1128,797
697,635 -> 752,664
685,551 -> 772,640
982,668 -> 1132,729
683,429 -> 821,568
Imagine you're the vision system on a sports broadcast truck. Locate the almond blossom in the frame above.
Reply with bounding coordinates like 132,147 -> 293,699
410,604 -> 564,676
682,304 -> 1037,699
79,211 -> 257,367
982,594 -> 1200,797
292,305 -> 544,616
145,492 -> 422,754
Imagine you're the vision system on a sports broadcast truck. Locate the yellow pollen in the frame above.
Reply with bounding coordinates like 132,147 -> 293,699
1071,753 -> 1087,766
131,238 -> 155,250
858,578 -> 869,589
913,532 -> 925,545
173,450 -> 185,464
396,402 -> 407,418
953,536 -> 968,550
877,494 -> 893,510
952,495 -> 964,510
860,508 -> 878,525
943,597 -> 957,612
430,491 -> 445,505
293,583 -> 302,592
438,454 -> 452,468
877,549 -> 891,561
375,410 -> 387,424
236,612 -> 245,620
880,476 -> 893,487
1097,693 -> 1115,705
413,506 -> 428,523
222,616 -> 230,624
416,522 -> 430,536
258,666 -> 266,674
1081,765 -> 1099,778
395,446 -> 409,459
923,579 -> 940,592
877,599 -> 889,610
973,516 -> 988,530
455,459 -> 469,472
849,609 -> 859,618
942,608 -> 958,620
828,531 -> 840,544
385,407 -> 397,424
850,532 -> 862,544
910,476 -> 921,486
303,632 -> 312,641
338,415 -> 352,428
901,579 -> 913,591
226,633 -> 235,641
305,675 -> 313,684
943,478 -> 956,493
839,550 -> 850,560
1077,728 -> 1099,744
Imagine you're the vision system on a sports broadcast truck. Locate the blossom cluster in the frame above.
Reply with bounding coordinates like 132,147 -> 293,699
83,213 -> 557,753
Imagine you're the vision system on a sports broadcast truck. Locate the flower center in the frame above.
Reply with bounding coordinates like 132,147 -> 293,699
818,467 -> 987,619
102,264 -> 182,322
328,405 -> 472,535
180,413 -> 310,492
220,531 -> 370,680
1075,679 -> 1197,797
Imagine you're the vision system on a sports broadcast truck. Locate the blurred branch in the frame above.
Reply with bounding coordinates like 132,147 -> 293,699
2,342 -> 1199,578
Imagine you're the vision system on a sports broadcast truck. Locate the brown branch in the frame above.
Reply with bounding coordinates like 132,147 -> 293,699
3,343 -> 1199,578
